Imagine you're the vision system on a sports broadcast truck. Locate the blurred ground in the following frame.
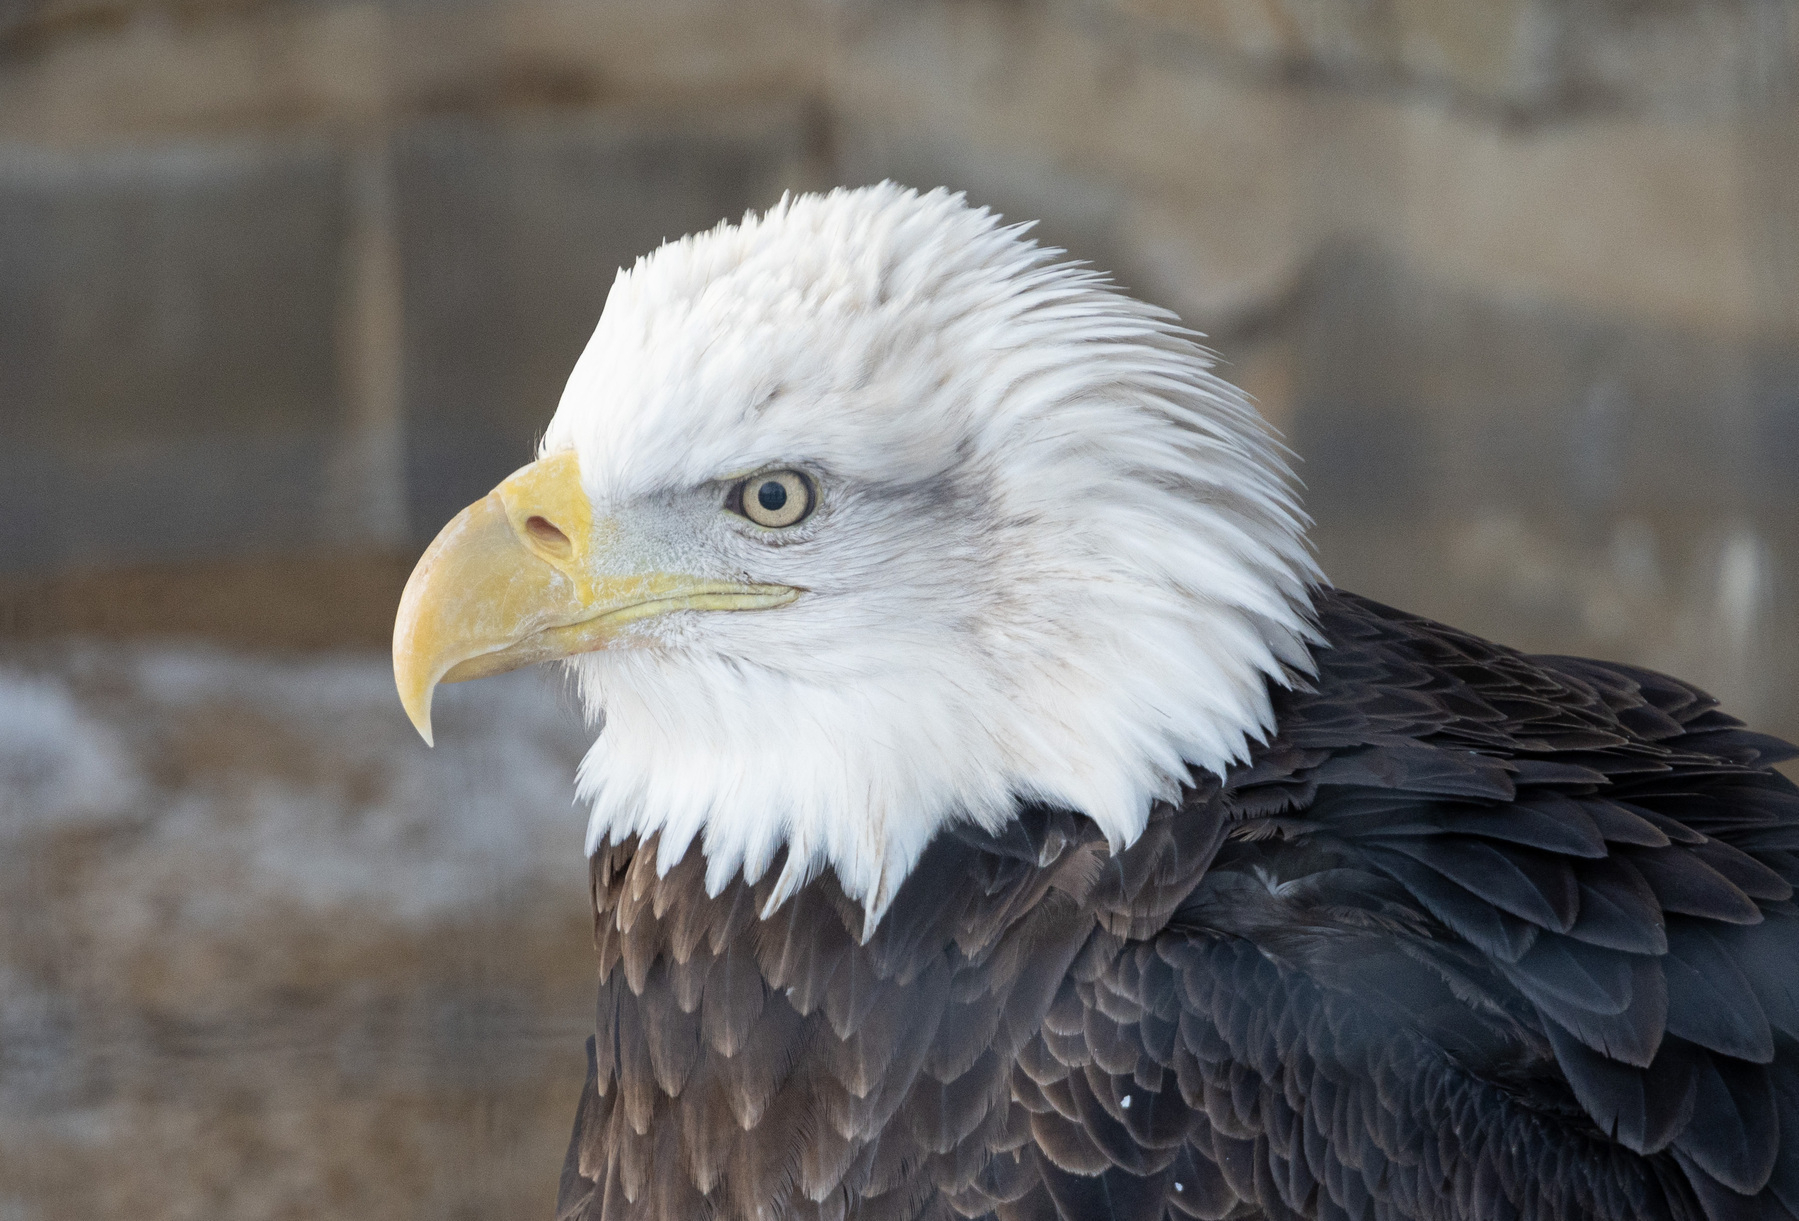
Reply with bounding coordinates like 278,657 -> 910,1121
1,0 -> 1796,1217
0,634 -> 594,1220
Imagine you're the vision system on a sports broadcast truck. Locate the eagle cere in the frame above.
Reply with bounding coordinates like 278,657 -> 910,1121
392,184 -> 1799,1221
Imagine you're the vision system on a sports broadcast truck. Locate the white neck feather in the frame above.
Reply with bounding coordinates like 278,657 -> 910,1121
550,185 -> 1322,935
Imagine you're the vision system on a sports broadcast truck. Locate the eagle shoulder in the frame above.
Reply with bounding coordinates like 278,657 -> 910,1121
1064,589 -> 1799,1221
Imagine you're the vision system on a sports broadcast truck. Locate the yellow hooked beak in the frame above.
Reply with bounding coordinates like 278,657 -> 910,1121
392,450 -> 799,745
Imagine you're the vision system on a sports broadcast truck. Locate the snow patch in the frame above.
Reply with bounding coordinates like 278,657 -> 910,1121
0,670 -> 139,836
0,646 -> 593,924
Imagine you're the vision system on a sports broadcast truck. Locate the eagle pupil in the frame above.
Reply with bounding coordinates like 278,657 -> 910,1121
757,481 -> 788,512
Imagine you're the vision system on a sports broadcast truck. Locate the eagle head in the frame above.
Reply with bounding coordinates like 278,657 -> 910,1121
393,184 -> 1319,930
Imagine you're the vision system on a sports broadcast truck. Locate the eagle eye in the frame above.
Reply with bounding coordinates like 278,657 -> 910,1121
732,470 -> 814,529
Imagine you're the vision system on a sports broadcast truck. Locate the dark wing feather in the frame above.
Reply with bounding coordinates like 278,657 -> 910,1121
988,592 -> 1799,1221
1661,922 -> 1774,1063
1568,854 -> 1668,954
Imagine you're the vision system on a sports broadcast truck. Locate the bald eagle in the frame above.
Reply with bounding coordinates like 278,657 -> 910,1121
392,185 -> 1799,1221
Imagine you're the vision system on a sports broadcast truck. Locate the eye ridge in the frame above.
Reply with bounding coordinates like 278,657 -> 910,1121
730,469 -> 815,530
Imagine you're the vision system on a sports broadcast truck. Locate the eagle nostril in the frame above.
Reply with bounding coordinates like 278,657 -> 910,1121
525,515 -> 572,555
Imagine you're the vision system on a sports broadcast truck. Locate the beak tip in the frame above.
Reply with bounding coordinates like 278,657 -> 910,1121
407,701 -> 436,748
397,678 -> 437,748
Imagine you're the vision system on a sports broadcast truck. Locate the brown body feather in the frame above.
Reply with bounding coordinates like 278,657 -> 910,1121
559,591 -> 1799,1221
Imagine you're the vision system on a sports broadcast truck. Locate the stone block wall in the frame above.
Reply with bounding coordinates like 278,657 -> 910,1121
392,107 -> 817,533
2,1 -> 1793,741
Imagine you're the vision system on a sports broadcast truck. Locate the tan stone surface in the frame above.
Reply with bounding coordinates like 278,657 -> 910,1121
1,0 -> 1787,338
1389,106 -> 1759,336
1097,0 -> 1786,117
0,0 -> 823,146
828,0 -> 1780,337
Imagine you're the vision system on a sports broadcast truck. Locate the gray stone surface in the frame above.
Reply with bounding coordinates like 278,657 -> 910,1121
0,140 -> 346,572
1283,248 -> 1799,737
395,106 -> 816,537
0,107 -> 818,567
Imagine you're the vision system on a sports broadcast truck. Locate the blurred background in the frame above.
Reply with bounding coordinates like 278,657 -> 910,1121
0,1 -> 1795,1217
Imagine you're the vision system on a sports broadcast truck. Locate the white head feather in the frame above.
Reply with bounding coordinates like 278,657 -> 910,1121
543,183 -> 1321,932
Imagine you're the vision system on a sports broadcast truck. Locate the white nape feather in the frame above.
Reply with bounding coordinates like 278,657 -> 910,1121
544,183 -> 1322,935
